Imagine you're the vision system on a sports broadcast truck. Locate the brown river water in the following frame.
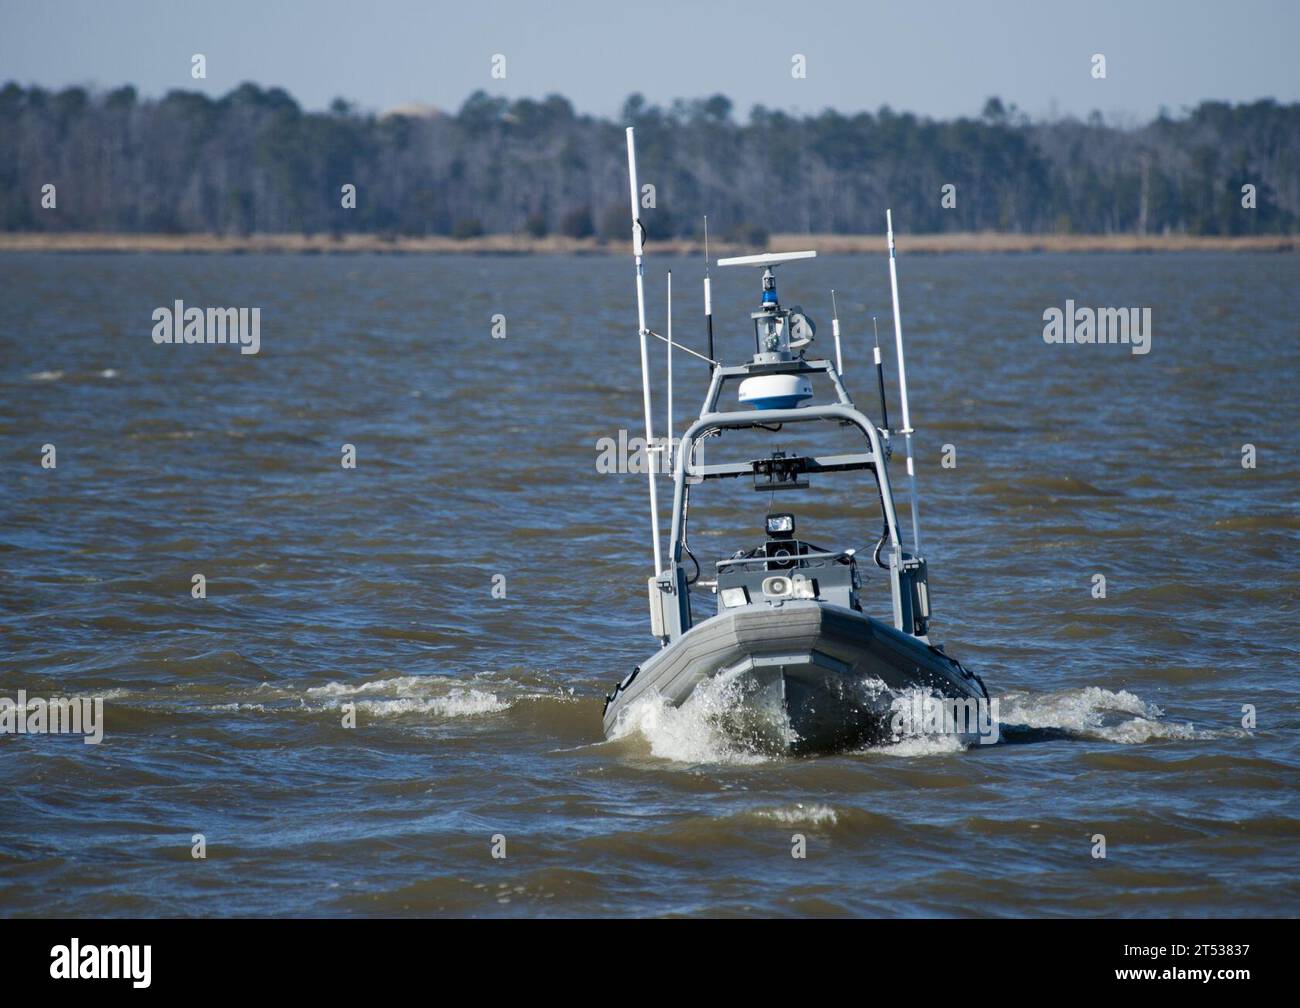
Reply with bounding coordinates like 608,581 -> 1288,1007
1,251 -> 1297,916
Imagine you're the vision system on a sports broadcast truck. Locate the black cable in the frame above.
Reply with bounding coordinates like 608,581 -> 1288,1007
868,465 -> 892,569
872,518 -> 890,569
683,544 -> 701,585
680,433 -> 705,583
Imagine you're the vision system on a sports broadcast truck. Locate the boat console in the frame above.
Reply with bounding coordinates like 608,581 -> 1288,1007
714,512 -> 863,615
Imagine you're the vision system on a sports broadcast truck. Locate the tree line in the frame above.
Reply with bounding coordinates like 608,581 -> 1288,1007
1,81 -> 1295,238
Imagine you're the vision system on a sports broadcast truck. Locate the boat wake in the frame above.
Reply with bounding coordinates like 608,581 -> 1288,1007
606,670 -> 797,764
200,672 -> 560,721
302,676 -> 512,718
606,679 -> 1221,765
996,686 -> 1216,745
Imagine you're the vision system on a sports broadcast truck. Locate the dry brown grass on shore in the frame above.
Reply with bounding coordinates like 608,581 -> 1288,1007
1,231 -> 1296,255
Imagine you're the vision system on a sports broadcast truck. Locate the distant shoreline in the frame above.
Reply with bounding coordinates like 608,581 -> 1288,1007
1,231 -> 1296,255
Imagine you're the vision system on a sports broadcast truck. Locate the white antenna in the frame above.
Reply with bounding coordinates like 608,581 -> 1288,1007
703,217 -> 714,367
626,127 -> 662,577
666,270 -> 673,476
886,209 -> 921,554
830,289 -> 843,374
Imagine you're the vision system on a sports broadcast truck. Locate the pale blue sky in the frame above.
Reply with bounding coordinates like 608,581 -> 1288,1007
2,0 -> 1297,120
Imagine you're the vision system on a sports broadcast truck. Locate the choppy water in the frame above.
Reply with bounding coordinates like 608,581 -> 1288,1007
1,251 -> 1297,917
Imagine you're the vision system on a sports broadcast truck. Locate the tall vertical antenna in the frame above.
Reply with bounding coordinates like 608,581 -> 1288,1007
625,127 -> 662,576
886,209 -> 921,554
830,289 -> 844,374
703,217 -> 714,370
665,270 -> 673,476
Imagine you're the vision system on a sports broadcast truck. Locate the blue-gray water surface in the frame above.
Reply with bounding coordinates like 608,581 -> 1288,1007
1,251 -> 1297,916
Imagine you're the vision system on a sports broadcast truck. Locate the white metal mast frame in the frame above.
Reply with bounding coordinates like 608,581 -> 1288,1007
666,271 -> 673,477
886,209 -> 922,555
625,128 -> 663,576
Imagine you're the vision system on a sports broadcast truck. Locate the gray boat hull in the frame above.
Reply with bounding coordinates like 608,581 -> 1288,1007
603,600 -> 988,755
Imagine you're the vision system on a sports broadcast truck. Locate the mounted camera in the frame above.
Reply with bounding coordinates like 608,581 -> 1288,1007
753,451 -> 810,491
